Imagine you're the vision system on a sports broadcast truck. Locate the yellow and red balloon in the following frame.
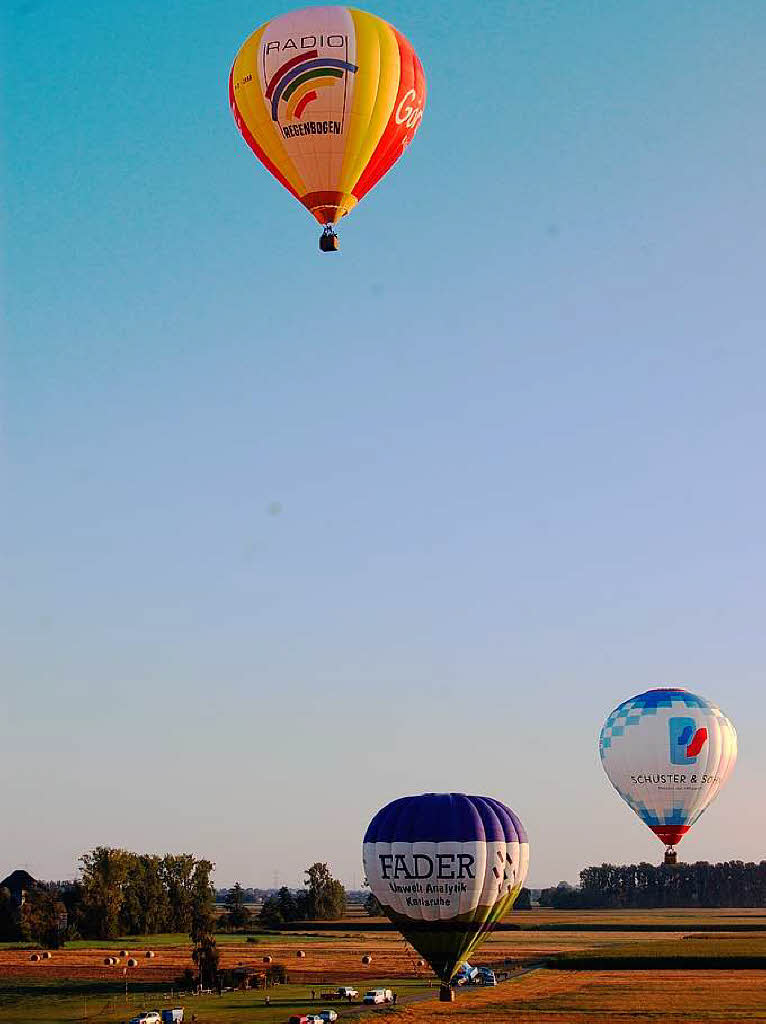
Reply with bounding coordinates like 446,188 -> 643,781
229,6 -> 426,245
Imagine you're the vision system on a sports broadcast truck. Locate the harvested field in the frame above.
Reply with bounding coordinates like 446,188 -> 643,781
0,928 -> 667,985
0,937 -> 434,985
388,969 -> 766,1022
3,917 -> 755,986
2,920 -> 766,1024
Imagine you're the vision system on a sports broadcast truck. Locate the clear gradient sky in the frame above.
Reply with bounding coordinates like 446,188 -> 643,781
2,1 -> 765,890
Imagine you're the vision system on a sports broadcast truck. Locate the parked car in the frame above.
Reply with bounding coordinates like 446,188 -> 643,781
477,967 -> 496,986
362,989 -> 394,1005
161,1011 -> 184,1024
129,1013 -> 161,1024
317,1012 -> 338,1023
287,1016 -> 309,1024
320,986 -> 357,1000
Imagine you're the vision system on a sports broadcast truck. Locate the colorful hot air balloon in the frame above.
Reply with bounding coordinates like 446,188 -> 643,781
229,6 -> 426,251
599,687 -> 737,863
363,793 -> 529,1001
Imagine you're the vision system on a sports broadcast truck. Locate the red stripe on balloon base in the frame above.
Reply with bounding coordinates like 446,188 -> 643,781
651,825 -> 690,847
300,190 -> 348,224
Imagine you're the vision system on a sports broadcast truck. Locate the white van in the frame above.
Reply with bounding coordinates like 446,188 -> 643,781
362,989 -> 393,1005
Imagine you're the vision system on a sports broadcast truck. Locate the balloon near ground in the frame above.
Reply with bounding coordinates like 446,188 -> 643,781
229,5 -> 426,251
599,687 -> 737,863
363,793 -> 529,1001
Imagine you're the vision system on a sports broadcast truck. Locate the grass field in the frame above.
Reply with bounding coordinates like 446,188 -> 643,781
0,978 -> 434,1024
2,910 -> 765,1023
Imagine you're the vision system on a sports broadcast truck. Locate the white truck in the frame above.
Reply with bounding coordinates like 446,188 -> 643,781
320,986 -> 357,1000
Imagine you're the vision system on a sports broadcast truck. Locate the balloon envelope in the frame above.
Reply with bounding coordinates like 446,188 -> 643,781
363,793 -> 529,983
229,6 -> 426,228
599,687 -> 737,847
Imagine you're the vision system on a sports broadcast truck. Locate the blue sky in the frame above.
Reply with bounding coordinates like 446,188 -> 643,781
2,0 -> 765,889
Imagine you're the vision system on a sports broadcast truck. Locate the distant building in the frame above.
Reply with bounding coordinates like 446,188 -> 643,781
0,870 -> 39,909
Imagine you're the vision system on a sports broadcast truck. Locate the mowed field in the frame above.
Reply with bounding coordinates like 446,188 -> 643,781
0,918 -> 724,985
392,970 -> 766,1023
1,910 -> 766,1023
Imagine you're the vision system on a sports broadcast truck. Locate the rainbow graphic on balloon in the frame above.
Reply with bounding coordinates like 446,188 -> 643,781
266,50 -> 359,122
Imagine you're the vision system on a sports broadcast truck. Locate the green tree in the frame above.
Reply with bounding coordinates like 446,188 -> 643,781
160,854 -> 197,932
259,886 -> 297,928
224,882 -> 249,930
258,893 -> 283,928
119,855 -> 171,934
303,863 -> 346,920
190,858 -> 219,990
79,847 -> 131,939
19,887 -> 64,948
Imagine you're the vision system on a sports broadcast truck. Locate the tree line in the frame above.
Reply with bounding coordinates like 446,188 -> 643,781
539,861 -> 766,909
0,848 -> 216,944
76,847 -> 216,938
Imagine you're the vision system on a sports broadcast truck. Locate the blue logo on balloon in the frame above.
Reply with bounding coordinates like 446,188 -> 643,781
669,716 -> 708,765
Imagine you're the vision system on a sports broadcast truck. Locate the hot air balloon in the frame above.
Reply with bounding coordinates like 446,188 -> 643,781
599,687 -> 737,864
229,6 -> 426,251
363,793 -> 529,1002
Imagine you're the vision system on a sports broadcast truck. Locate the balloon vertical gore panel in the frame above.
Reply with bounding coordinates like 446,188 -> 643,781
363,793 -> 529,984
229,5 -> 426,242
599,687 -> 737,851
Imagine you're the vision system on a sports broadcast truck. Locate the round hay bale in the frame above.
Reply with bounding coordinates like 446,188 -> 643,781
111,957 -> 120,965
42,951 -> 53,959
30,953 -> 40,962
262,955 -> 272,964
416,959 -> 425,967
119,949 -> 129,957
145,950 -> 156,958
127,958 -> 138,967
104,957 -> 114,966
296,949 -> 306,958
362,954 -> 372,965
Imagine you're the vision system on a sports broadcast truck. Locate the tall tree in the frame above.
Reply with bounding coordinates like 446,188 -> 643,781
303,863 -> 346,920
224,883 -> 249,930
190,858 -> 219,990
160,854 -> 197,932
79,847 -> 131,939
